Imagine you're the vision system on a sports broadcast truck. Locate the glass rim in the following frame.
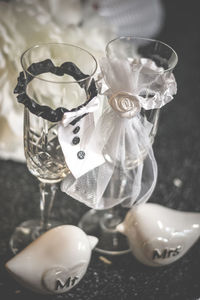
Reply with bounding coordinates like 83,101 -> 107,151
105,36 -> 178,73
21,42 -> 98,84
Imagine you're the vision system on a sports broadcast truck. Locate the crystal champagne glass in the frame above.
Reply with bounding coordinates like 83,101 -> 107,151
10,43 -> 97,254
79,37 -> 178,255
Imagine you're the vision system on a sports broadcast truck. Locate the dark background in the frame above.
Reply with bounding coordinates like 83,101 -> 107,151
0,0 -> 200,299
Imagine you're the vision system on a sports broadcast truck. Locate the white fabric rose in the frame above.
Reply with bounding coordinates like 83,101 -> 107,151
109,92 -> 141,118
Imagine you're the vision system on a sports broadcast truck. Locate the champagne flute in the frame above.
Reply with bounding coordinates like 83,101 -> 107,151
79,37 -> 178,255
10,43 -> 97,254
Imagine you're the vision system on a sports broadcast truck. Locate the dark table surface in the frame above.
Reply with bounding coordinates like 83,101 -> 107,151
0,0 -> 200,299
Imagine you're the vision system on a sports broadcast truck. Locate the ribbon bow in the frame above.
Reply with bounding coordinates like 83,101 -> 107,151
62,97 -> 99,127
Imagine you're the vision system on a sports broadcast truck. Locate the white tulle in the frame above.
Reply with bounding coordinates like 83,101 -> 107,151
61,56 -> 176,209
100,57 -> 177,110
61,108 -> 157,209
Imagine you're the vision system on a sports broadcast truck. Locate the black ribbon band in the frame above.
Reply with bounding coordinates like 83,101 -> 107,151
14,59 -> 97,122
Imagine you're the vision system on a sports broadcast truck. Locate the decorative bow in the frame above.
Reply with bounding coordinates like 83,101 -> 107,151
61,97 -> 100,127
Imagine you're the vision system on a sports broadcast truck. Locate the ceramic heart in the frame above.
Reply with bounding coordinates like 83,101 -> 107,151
117,203 -> 200,267
6,225 -> 98,294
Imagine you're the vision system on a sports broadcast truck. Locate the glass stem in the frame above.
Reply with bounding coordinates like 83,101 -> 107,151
98,205 -> 128,251
100,205 -> 123,232
39,182 -> 57,232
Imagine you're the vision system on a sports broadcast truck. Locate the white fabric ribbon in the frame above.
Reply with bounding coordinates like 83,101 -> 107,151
61,97 -> 100,127
61,57 -> 177,209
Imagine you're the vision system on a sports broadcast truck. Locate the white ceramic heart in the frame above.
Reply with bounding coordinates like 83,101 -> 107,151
117,203 -> 200,267
6,225 -> 98,294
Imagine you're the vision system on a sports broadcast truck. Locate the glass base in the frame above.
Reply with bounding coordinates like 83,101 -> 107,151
78,209 -> 131,256
10,219 -> 61,254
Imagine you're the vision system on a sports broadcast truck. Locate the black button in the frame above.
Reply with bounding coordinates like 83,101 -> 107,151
77,151 -> 85,159
73,126 -> 80,134
72,137 -> 80,145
